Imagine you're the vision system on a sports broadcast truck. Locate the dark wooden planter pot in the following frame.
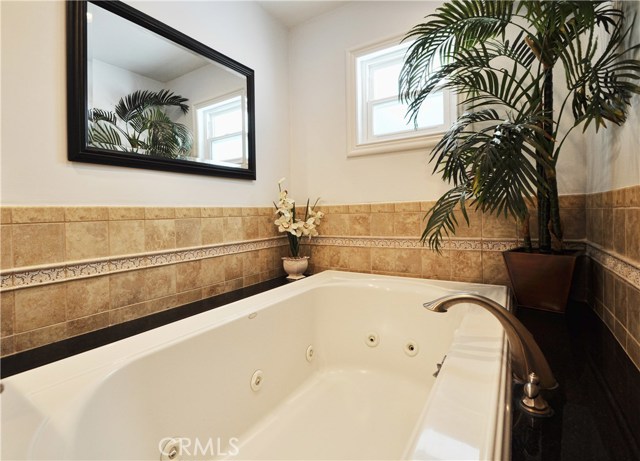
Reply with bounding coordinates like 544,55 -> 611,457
502,249 -> 579,313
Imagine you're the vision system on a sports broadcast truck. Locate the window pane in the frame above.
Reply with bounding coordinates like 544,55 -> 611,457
212,108 -> 242,137
211,135 -> 243,163
371,62 -> 402,99
372,92 -> 445,137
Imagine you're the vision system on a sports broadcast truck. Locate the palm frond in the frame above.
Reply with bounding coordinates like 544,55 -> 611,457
421,184 -> 472,252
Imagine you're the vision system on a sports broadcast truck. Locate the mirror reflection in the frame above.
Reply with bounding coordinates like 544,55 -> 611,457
75,1 -> 254,175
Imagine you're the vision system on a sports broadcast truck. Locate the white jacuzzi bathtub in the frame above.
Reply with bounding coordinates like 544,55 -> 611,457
1,271 -> 511,460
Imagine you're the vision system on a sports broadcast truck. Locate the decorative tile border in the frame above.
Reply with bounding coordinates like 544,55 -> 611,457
0,237 -> 287,292
587,244 -> 640,289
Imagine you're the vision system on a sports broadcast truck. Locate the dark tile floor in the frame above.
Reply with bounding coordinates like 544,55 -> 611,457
513,303 -> 640,461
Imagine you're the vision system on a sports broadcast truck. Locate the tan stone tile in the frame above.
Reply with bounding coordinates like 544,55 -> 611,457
243,216 -> 260,240
626,209 -> 640,262
613,209 -> 626,255
145,220 -> 176,251
370,203 -> 395,213
258,215 -> 278,238
66,276 -> 110,319
12,223 -> 65,267
342,247 -> 371,273
65,207 -> 109,222
1,225 -> 12,269
201,257 -> 225,286
601,208 -> 614,251
224,278 -> 243,293
395,248 -> 421,276
243,274 -> 261,287
14,284 -> 66,333
243,251 -> 261,277
603,270 -> 615,311
176,218 -> 201,248
450,250 -> 483,283
109,207 -> 144,220
421,249 -> 451,280
347,214 -> 371,236
348,204 -> 371,213
395,202 -> 421,212
110,271 -> 146,309
322,214 -> 348,236
224,216 -> 244,242
322,205 -> 349,214
559,194 -> 586,209
12,207 -> 64,223
370,213 -> 394,236
482,251 -> 510,286
175,207 -> 201,218
109,301 -> 152,325
145,207 -> 175,219
625,185 -> 640,207
593,192 -> 604,208
452,209 -> 482,238
224,254 -> 243,280
561,207 -> 586,241
371,248 -> 395,272
627,335 -> 640,370
242,207 -> 260,217
176,261 -> 202,293
144,265 -> 176,299
223,207 -> 243,217
393,212 -> 422,237
109,220 -> 145,256
614,277 -> 629,325
627,285 -> 640,340
65,221 -> 109,261
1,335 -> 15,356
587,208 -> 604,246
14,323 -> 66,352
66,312 -> 109,337
421,201 -> 437,212
613,188 -> 626,208
201,207 -> 223,218
600,191 -> 614,209
146,295 -> 178,314
482,213 -> 516,239
202,217 -> 224,245
0,208 -> 12,224
177,288 -> 202,306
1,291 -> 15,337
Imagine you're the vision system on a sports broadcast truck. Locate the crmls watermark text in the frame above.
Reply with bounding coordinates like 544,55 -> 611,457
158,437 -> 240,459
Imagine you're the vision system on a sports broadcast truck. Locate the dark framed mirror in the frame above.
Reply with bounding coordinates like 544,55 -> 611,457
67,0 -> 256,179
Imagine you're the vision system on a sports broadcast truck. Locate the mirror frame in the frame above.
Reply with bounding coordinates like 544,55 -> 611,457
67,0 -> 256,179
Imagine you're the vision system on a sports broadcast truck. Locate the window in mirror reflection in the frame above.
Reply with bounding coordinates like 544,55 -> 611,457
195,91 -> 248,168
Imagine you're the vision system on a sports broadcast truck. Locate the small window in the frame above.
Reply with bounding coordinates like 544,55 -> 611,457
195,91 -> 247,168
347,38 -> 456,157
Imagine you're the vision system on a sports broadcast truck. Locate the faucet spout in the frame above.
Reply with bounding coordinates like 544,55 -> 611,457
424,293 -> 557,392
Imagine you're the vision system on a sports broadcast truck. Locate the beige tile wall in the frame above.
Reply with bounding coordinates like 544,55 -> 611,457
0,206 -> 287,357
586,185 -> 640,369
306,195 -> 586,285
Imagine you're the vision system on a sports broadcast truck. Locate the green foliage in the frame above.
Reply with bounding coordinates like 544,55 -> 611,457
88,89 -> 193,159
401,0 -> 640,252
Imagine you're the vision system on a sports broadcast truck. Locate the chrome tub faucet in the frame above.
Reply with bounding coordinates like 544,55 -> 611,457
424,292 -> 557,416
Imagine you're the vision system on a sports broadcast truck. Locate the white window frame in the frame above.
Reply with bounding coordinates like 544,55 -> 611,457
346,35 -> 458,157
194,90 -> 248,168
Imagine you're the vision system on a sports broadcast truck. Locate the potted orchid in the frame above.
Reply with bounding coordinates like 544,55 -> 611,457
274,178 -> 324,279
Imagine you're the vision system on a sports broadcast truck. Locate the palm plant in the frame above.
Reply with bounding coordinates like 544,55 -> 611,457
88,89 -> 193,159
400,0 -> 640,253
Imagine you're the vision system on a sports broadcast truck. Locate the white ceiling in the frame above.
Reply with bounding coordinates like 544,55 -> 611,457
256,1 -> 349,28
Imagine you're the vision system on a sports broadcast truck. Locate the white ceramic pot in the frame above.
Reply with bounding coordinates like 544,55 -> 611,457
282,256 -> 309,280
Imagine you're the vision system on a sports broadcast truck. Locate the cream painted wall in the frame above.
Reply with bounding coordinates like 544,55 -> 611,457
0,1 -> 290,206
288,1 -> 587,204
585,1 -> 640,193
